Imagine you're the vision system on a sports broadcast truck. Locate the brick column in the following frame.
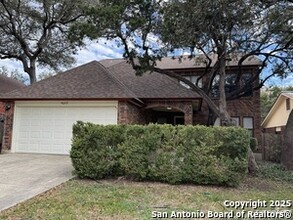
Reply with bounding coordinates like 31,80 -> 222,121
184,103 -> 193,125
2,101 -> 14,151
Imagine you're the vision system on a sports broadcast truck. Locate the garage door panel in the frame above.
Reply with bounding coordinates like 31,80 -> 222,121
12,103 -> 117,154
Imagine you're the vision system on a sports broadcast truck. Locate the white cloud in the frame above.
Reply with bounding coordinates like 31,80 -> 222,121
0,40 -> 124,78
74,39 -> 124,66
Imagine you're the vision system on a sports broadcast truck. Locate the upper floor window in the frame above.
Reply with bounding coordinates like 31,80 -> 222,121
286,98 -> 291,111
241,73 -> 253,97
180,75 -> 203,88
211,73 -> 253,98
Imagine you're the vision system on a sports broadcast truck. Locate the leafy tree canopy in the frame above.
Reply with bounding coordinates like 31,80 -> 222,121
0,0 -> 85,84
72,0 -> 292,123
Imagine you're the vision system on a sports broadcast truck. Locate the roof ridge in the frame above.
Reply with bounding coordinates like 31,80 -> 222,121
0,74 -> 25,86
1,61 -> 101,95
100,58 -> 125,64
96,61 -> 144,103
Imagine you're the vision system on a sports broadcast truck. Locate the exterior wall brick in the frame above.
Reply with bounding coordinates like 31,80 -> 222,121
118,101 -> 146,124
173,66 -> 262,144
0,101 -> 14,151
193,96 -> 261,144
0,102 -> 5,114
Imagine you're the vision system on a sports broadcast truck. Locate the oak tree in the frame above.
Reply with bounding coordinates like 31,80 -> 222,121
72,0 -> 293,172
0,0 -> 84,83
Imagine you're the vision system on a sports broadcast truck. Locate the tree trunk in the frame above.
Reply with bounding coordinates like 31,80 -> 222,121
154,66 -> 258,173
218,54 -> 233,126
20,56 -> 37,84
248,147 -> 258,174
28,59 -> 37,84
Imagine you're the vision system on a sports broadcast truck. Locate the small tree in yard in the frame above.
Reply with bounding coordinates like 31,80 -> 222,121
0,0 -> 85,84
71,0 -> 293,172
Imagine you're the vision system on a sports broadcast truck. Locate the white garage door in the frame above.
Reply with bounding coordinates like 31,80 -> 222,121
12,101 -> 118,154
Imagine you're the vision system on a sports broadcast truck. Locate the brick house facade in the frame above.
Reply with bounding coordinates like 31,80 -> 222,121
0,57 -> 262,153
158,62 -> 262,144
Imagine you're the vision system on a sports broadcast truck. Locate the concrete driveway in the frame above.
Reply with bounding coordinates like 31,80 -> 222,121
0,153 -> 73,211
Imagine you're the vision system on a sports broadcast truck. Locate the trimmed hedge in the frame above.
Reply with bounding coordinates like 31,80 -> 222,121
70,122 -> 250,186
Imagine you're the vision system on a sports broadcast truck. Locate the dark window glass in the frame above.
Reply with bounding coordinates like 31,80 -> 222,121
211,74 -> 237,97
241,73 -> 253,97
225,74 -> 237,95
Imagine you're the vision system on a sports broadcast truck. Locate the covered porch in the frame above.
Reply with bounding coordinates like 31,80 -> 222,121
143,100 -> 201,125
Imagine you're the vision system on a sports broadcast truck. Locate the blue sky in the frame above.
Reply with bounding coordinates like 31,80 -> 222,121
0,39 -> 292,87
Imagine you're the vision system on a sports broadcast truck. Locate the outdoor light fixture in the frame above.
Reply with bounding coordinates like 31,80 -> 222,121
5,104 -> 11,111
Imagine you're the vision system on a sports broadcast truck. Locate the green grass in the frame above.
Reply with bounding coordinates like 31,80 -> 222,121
0,162 -> 292,220
257,161 -> 293,182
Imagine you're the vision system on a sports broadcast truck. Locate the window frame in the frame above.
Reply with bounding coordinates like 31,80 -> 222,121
211,72 -> 254,98
179,75 -> 203,88
243,116 -> 254,137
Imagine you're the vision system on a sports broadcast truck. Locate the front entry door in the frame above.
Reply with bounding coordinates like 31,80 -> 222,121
174,116 -> 184,125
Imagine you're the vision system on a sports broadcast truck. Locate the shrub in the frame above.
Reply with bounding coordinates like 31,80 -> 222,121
179,126 -> 248,186
70,121 -> 125,179
250,138 -> 258,152
70,123 -> 250,186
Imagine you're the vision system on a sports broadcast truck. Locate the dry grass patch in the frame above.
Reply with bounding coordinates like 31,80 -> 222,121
0,175 -> 292,220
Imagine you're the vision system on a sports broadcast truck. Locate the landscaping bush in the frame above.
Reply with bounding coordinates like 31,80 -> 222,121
250,138 -> 258,152
70,123 -> 250,186
179,126 -> 249,186
70,121 -> 125,179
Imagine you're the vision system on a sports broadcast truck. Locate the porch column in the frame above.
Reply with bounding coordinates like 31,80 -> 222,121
1,101 -> 14,151
184,103 -> 193,125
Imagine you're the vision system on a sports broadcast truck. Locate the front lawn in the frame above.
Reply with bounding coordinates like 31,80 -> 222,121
0,174 -> 292,219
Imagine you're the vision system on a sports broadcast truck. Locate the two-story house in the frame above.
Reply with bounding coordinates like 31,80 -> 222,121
0,55 -> 261,154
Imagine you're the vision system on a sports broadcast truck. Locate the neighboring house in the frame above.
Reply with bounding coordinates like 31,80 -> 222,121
0,74 -> 25,113
0,75 -> 25,152
283,110 -> 293,170
0,56 -> 261,155
261,91 -> 293,133
261,92 -> 293,162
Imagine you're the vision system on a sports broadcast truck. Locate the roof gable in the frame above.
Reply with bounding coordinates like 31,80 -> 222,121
261,92 -> 293,128
0,75 -> 25,94
0,61 -> 137,100
0,59 -> 201,101
106,60 -> 200,99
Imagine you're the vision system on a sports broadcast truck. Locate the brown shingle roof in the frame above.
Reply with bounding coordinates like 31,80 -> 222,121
107,61 -> 200,99
0,75 -> 25,93
0,61 -> 137,100
0,59 -> 201,101
155,54 -> 262,70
